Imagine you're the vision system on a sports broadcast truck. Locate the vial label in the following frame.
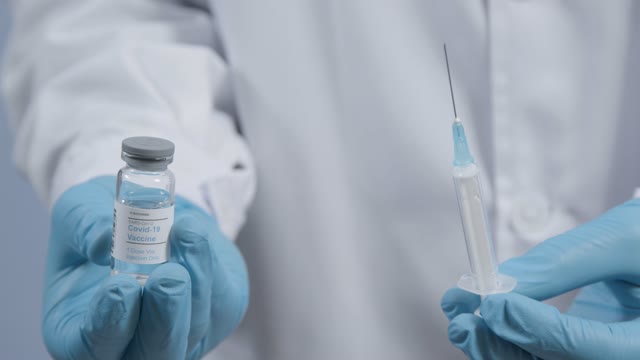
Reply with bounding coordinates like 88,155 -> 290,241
112,202 -> 174,265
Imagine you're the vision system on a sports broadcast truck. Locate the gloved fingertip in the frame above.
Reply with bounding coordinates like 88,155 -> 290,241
128,264 -> 192,359
479,293 -> 510,321
449,310 -> 540,359
479,292 -> 585,358
74,275 -> 142,358
480,291 -> 509,308
441,287 -> 481,320
146,263 -> 191,296
479,292 -> 549,342
88,275 -> 141,333
448,313 -> 480,346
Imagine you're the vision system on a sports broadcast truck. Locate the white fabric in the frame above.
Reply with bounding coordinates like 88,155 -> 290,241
4,0 -> 640,359
2,0 -> 255,239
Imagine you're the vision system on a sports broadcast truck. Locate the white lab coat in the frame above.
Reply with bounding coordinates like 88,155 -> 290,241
3,1 -> 640,359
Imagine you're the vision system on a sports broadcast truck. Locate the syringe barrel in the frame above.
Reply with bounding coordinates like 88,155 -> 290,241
453,163 -> 498,293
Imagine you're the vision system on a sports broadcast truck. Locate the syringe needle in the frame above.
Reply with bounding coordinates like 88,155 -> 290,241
443,43 -> 458,119
444,44 -> 473,166
445,44 -> 517,296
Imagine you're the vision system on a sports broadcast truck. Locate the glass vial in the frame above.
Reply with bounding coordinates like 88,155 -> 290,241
111,136 -> 176,285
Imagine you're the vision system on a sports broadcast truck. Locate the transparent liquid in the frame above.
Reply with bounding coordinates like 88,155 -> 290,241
111,184 -> 173,285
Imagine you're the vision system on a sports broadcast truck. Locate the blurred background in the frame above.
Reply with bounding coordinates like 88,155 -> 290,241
0,3 -> 50,358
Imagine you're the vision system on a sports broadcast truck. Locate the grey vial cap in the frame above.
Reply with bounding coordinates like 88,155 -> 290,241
121,136 -> 175,170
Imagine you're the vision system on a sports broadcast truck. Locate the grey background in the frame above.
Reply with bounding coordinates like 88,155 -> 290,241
0,3 -> 50,359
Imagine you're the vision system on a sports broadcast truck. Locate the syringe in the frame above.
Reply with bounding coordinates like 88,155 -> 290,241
444,44 -> 516,296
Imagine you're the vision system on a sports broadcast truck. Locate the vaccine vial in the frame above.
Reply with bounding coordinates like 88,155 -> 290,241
111,136 -> 176,285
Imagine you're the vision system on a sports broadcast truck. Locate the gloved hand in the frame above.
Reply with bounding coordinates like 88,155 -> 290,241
441,198 -> 640,360
43,176 -> 248,360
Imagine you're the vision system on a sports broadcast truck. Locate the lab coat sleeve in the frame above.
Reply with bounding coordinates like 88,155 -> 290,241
1,0 -> 255,239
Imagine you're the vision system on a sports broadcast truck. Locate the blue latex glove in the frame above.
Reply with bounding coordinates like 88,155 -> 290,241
441,199 -> 640,360
43,176 -> 248,359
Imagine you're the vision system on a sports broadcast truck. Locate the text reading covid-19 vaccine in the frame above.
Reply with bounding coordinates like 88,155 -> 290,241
111,136 -> 176,285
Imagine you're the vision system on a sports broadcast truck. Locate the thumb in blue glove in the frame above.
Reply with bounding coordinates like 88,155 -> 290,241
441,199 -> 640,360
